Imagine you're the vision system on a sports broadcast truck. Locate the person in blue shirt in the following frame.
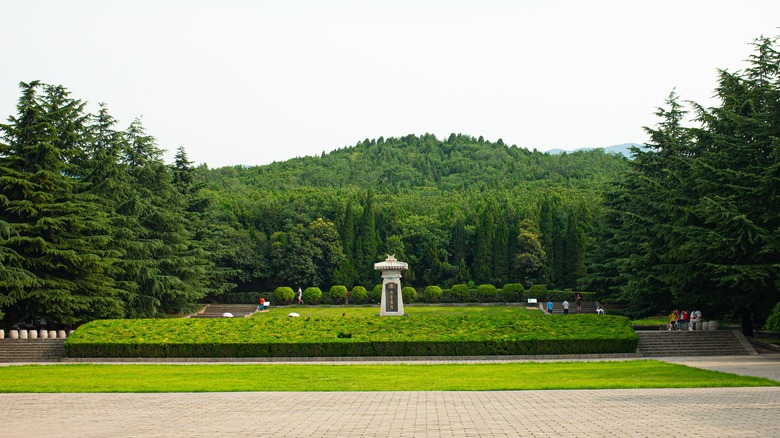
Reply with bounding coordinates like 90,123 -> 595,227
547,300 -> 554,315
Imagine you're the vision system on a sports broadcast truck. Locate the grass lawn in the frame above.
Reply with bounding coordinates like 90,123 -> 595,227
0,361 -> 776,393
256,304 -> 540,318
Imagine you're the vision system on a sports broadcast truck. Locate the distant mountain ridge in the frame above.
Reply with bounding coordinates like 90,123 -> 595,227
545,143 -> 640,157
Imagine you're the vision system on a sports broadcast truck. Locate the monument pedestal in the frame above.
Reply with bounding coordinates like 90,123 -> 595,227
374,255 -> 409,317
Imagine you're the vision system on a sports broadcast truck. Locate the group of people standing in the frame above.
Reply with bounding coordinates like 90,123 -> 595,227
547,292 -> 604,315
668,309 -> 702,330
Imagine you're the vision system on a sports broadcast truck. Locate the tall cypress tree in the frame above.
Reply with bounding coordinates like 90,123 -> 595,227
354,192 -> 378,287
333,199 -> 358,287
591,35 -> 780,330
673,36 -> 780,334
473,200 -> 496,284
538,195 -> 557,286
492,206 -> 510,286
171,147 -> 235,297
0,82 -> 123,326
119,119 -> 208,316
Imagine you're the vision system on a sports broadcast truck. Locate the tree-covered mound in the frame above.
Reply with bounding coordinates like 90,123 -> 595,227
64,314 -> 637,358
200,134 -> 628,294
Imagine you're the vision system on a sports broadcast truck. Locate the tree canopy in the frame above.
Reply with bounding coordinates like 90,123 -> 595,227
585,35 -> 780,335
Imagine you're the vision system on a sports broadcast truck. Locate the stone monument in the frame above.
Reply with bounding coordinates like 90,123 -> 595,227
374,254 -> 409,316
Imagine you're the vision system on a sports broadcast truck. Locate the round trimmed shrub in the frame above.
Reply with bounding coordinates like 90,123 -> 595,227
450,284 -> 470,303
476,284 -> 498,302
368,284 -> 382,304
350,286 -> 368,304
274,287 -> 295,305
329,285 -> 348,304
500,283 -> 525,302
303,287 -> 322,304
423,285 -> 443,303
402,286 -> 417,303
527,284 -> 548,300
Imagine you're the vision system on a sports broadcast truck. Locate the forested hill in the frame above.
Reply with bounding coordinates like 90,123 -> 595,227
196,133 -> 630,294
203,133 -> 629,193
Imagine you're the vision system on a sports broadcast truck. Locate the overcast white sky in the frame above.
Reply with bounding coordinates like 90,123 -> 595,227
1,1 -> 778,168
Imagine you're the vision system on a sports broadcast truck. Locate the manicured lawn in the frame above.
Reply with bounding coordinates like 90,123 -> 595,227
0,361 -> 776,393
66,312 -> 637,358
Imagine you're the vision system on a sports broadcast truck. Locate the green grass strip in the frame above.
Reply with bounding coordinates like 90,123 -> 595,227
0,361 -> 776,393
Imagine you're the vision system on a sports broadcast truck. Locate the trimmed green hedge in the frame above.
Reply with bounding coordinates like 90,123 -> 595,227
402,286 -> 417,303
215,286 -> 589,305
303,287 -> 323,304
500,284 -> 525,302
423,286 -> 443,303
274,287 -> 295,304
476,284 -> 497,302
369,285 -> 382,304
221,292 -> 272,304
350,286 -> 368,304
65,314 -> 637,358
329,286 -> 348,304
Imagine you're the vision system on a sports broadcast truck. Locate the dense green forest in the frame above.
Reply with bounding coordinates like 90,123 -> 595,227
2,35 -> 778,334
201,134 -> 627,294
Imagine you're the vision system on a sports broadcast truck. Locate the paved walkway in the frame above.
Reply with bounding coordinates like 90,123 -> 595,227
2,354 -> 779,437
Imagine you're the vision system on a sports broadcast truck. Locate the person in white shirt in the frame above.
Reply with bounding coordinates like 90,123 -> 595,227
562,300 -> 570,315
690,309 -> 701,330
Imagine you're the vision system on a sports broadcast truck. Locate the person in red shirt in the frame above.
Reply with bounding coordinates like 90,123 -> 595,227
680,310 -> 689,331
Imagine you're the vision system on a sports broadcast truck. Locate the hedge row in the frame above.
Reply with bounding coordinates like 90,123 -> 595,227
64,338 -> 637,358
65,314 -> 636,358
219,285 -> 595,305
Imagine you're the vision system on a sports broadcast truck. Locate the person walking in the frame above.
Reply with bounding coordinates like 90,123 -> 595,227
575,292 -> 583,311
297,287 -> 303,304
562,300 -> 570,315
547,300 -> 554,315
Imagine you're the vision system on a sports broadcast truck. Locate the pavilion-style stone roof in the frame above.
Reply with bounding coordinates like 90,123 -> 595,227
373,254 -> 408,271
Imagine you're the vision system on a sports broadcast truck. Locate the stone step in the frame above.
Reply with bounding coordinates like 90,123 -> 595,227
0,339 -> 66,362
193,304 -> 259,318
635,330 -> 754,356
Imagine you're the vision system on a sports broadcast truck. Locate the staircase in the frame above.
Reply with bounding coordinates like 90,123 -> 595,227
636,330 -> 756,356
543,301 -> 599,314
0,339 -> 66,362
191,304 -> 259,318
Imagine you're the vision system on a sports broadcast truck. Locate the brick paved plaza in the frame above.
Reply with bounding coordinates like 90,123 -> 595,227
3,387 -> 780,437
2,355 -> 779,437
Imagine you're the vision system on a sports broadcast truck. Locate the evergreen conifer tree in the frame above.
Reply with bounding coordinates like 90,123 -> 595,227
0,82 -> 123,326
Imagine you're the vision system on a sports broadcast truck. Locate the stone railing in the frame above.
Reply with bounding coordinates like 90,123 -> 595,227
0,329 -> 74,340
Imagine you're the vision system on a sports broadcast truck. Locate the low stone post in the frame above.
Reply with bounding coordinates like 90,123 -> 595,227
9,330 -> 19,339
0,329 -> 4,339
29,330 -> 38,339
19,329 -> 28,339
39,329 -> 48,339
48,330 -> 57,339
58,330 -> 67,339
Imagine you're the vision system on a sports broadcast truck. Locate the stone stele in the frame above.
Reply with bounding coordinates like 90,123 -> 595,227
373,254 -> 409,316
